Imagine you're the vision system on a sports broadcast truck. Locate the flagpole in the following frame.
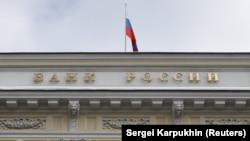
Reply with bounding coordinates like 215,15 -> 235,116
125,3 -> 127,53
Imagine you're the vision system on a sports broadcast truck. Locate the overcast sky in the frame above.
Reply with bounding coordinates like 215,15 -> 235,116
0,0 -> 249,52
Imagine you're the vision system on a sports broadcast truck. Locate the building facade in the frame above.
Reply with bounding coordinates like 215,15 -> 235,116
0,53 -> 250,141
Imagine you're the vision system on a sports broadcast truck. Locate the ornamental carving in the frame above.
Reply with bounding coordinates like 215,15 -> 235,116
68,101 -> 80,132
69,102 -> 80,118
172,102 -> 184,125
206,118 -> 250,125
0,118 -> 46,130
102,117 -> 150,129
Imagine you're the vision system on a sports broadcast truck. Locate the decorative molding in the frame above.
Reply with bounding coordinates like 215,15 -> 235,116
206,118 -> 250,125
0,118 -> 46,130
69,102 -> 80,117
172,101 -> 184,125
102,117 -> 150,129
0,132 -> 120,138
60,139 -> 86,141
68,101 -> 80,132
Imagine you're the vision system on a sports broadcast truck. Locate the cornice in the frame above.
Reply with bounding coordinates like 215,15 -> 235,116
0,89 -> 249,111
1,53 -> 250,67
0,89 -> 250,99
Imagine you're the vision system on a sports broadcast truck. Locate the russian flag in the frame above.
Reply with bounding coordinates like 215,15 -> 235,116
126,18 -> 138,52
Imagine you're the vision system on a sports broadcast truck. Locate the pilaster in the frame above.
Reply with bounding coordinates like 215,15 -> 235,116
68,100 -> 80,132
172,101 -> 184,125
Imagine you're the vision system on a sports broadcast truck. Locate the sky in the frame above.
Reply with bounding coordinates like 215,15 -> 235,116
0,0 -> 250,52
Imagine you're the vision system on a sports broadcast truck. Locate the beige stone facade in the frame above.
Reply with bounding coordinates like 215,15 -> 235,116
0,53 -> 250,141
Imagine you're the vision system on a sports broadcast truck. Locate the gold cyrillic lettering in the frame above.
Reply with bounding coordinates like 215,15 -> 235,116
127,72 -> 136,82
142,72 -> 153,82
189,72 -> 200,82
159,72 -> 168,82
49,73 -> 60,83
84,73 -> 95,82
33,73 -> 43,82
173,72 -> 183,82
66,73 -> 78,82
208,72 -> 219,82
